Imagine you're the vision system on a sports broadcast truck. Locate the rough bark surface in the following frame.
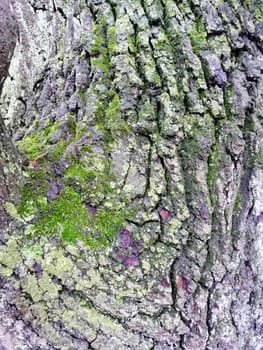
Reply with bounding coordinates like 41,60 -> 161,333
0,0 -> 263,349
0,0 -> 19,231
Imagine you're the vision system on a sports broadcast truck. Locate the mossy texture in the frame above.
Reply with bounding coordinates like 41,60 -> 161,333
18,121 -> 59,160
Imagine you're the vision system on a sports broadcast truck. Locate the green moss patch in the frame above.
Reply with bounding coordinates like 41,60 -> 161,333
16,152 -> 129,248
90,17 -> 129,150
18,184 -> 128,248
95,92 -> 129,148
18,121 -> 60,160
189,19 -> 207,55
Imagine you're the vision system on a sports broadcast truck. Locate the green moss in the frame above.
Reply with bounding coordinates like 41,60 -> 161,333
90,17 -> 129,151
90,18 -> 115,73
65,163 -> 96,183
189,19 -> 207,55
16,124 -> 129,246
64,157 -> 115,201
233,191 -> 242,216
181,137 -> 202,160
16,172 -> 49,218
17,158 -> 129,248
90,17 -> 108,56
33,187 -> 128,247
152,71 -> 161,86
79,144 -> 93,154
65,114 -> 77,135
127,35 -> 137,53
94,208 -> 127,243
243,119 -> 255,133
153,31 -> 173,53
91,56 -> 111,73
18,133 -> 43,160
78,89 -> 87,103
52,140 -> 69,162
95,92 -> 129,149
33,187 -> 90,242
107,26 -> 117,56
18,121 -> 60,160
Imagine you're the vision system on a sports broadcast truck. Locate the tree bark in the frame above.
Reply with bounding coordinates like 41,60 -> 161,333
0,0 -> 19,231
0,0 -> 263,349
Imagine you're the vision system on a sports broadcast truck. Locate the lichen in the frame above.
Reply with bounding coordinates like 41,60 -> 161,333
207,141 -> 222,205
22,243 -> 43,260
0,238 -> 22,276
4,202 -> 22,221
21,274 -> 42,302
246,0 -> 263,22
43,249 -> 74,279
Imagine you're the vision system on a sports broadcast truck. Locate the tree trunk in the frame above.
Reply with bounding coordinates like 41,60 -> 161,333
0,1 -> 262,349
0,0 -> 19,231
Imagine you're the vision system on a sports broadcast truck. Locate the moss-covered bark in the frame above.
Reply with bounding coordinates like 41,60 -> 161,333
0,0 -> 263,349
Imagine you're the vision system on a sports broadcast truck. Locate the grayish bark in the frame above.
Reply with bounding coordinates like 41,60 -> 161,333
0,0 -> 19,230
0,0 -> 262,349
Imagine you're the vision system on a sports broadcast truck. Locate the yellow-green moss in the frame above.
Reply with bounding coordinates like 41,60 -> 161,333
18,121 -> 60,160
189,19 -> 207,55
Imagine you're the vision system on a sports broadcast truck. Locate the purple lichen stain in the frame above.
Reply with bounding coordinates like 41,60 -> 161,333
122,255 -> 140,267
118,229 -> 132,249
47,181 -> 63,202
33,262 -> 42,279
176,275 -> 191,293
159,208 -> 171,222
216,341 -> 234,350
51,161 -> 66,177
112,229 -> 142,268
196,201 -> 210,221
190,303 -> 199,313
200,51 -> 227,87
86,204 -> 97,217
161,277 -> 170,288
255,212 -> 263,225
214,69 -> 227,86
